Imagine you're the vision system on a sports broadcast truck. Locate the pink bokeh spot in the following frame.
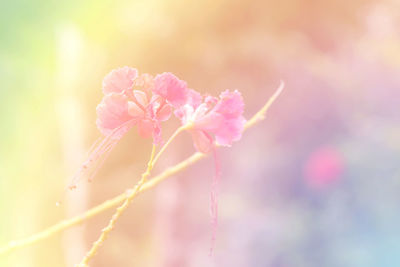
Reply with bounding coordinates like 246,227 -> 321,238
304,146 -> 345,189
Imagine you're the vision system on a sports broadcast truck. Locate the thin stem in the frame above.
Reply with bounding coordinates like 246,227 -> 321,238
245,81 -> 284,129
0,152 -> 205,256
78,124 -> 190,266
77,145 -> 156,266
0,84 -> 283,256
153,123 -> 192,165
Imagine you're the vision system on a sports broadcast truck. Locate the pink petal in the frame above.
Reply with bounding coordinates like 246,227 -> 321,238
214,116 -> 246,146
128,101 -> 145,118
96,93 -> 133,136
214,90 -> 244,119
137,119 -> 154,138
133,90 -> 148,106
205,95 -> 218,107
187,88 -> 203,108
133,73 -> 154,96
156,104 -> 172,121
102,67 -> 138,95
173,107 -> 187,122
149,94 -> 164,117
191,130 -> 213,153
153,72 -> 188,108
194,112 -> 224,132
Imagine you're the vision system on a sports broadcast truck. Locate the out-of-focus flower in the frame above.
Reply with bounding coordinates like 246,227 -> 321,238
303,146 -> 344,189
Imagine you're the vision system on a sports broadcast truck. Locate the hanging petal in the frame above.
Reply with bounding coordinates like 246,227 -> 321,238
194,112 -> 224,132
96,93 -> 133,138
68,120 -> 134,189
214,116 -> 246,146
128,101 -> 145,118
209,144 -> 221,256
191,130 -> 213,154
137,119 -> 154,139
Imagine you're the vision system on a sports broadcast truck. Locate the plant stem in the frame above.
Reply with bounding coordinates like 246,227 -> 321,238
153,123 -> 192,165
0,84 -> 283,257
77,124 -> 190,266
76,145 -> 156,266
0,152 -> 205,256
245,81 -> 284,129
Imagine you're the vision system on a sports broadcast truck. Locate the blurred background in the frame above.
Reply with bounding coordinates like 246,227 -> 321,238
1,0 -> 400,266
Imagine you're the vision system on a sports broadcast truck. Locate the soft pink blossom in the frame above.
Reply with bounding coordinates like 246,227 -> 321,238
175,89 -> 246,255
153,72 -> 188,108
96,67 -> 174,143
71,67 -> 188,189
102,66 -> 138,95
176,90 -> 246,153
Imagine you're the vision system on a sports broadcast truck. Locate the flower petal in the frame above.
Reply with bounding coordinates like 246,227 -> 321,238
187,88 -> 203,108
137,119 -> 154,139
153,72 -> 188,108
214,90 -> 244,119
128,101 -> 145,118
191,130 -> 213,153
96,93 -> 133,136
214,116 -> 246,146
174,104 -> 194,124
102,66 -> 138,95
133,90 -> 148,106
194,112 -> 224,132
156,104 -> 172,121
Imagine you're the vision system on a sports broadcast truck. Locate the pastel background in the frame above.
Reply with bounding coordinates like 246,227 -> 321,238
1,0 -> 400,266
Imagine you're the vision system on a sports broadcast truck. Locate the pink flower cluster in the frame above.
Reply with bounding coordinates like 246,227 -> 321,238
71,67 -> 247,254
70,67 -> 246,189
96,66 -> 246,152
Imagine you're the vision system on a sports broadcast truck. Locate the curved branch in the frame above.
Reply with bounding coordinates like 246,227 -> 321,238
0,82 -> 283,256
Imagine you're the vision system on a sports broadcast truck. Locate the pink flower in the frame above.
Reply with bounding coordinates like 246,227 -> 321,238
70,67 -> 188,189
175,89 -> 245,254
176,90 -> 246,153
96,67 -> 176,143
102,66 -> 138,95
153,72 -> 189,108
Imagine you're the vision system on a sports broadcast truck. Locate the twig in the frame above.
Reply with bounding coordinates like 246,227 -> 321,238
78,124 -> 190,266
0,83 -> 283,256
